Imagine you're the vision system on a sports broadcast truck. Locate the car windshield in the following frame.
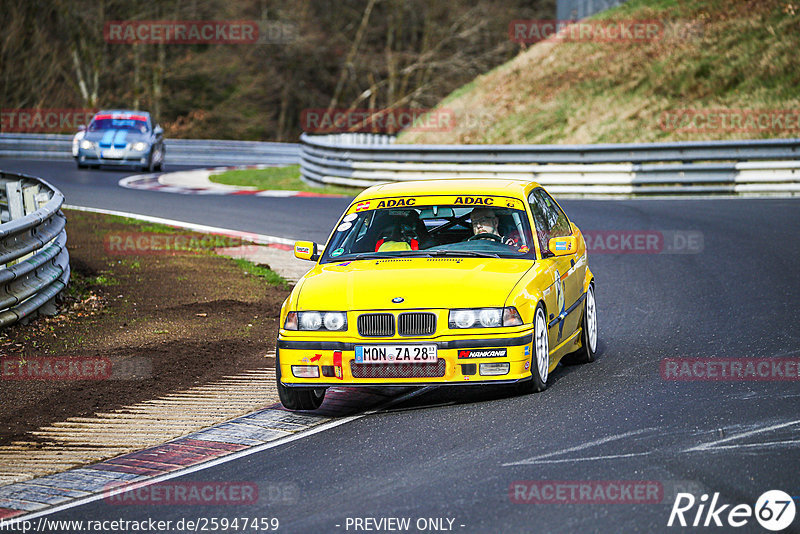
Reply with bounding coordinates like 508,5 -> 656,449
320,202 -> 536,263
89,117 -> 149,133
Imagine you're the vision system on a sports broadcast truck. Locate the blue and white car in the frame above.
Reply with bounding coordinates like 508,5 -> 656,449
74,110 -> 165,171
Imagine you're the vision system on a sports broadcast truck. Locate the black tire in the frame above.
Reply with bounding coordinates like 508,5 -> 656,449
516,303 -> 549,394
141,151 -> 154,172
155,146 -> 164,171
276,350 -> 326,410
562,283 -> 597,365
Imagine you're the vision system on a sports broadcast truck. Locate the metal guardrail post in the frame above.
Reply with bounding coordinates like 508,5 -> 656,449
0,172 -> 70,327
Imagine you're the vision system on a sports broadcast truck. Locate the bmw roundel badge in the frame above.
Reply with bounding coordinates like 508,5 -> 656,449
392,297 -> 404,303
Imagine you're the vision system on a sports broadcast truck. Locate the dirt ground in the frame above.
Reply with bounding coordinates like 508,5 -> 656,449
0,210 -> 290,445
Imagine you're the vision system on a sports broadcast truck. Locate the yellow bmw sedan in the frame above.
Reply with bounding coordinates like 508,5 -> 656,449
276,179 -> 597,410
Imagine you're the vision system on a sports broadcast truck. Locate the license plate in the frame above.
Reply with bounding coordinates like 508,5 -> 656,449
102,149 -> 122,159
355,345 -> 437,364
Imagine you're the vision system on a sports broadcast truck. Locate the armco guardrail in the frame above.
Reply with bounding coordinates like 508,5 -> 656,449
0,133 -> 300,166
0,172 -> 69,327
299,134 -> 800,196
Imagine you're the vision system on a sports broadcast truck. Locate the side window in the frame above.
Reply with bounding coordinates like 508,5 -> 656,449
528,189 -> 571,256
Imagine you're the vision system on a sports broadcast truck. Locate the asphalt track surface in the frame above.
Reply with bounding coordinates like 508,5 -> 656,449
1,159 -> 351,242
4,158 -> 800,533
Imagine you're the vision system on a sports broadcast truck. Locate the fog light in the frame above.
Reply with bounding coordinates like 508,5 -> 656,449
479,362 -> 509,376
291,365 -> 319,378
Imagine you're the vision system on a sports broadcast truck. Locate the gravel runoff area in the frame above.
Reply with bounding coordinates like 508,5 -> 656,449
0,210 -> 299,447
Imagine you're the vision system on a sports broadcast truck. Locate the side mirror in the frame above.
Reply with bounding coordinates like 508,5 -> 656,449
548,236 -> 577,256
154,125 -> 163,136
294,241 -> 320,261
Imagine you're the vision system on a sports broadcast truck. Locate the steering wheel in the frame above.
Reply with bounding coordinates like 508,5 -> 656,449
468,233 -> 503,242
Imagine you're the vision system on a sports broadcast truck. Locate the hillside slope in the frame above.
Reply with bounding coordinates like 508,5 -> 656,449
399,0 -> 800,144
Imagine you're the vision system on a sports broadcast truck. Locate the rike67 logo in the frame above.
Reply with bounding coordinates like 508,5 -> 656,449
668,490 -> 795,531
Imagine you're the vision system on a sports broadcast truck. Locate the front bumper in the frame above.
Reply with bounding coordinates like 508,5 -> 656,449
277,331 -> 534,387
77,147 -> 148,167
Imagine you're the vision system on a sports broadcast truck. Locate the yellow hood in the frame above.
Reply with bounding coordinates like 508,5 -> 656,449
296,258 -> 534,310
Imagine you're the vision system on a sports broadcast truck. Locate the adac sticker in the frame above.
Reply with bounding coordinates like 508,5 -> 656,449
331,247 -> 345,257
375,198 -> 416,208
454,196 -> 495,206
554,240 -> 572,252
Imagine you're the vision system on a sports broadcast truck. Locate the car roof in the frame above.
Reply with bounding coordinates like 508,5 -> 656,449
353,179 -> 540,201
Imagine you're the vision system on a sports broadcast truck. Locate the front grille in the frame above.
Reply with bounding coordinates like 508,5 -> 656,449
350,359 -> 446,379
357,313 -> 395,337
398,312 -> 436,336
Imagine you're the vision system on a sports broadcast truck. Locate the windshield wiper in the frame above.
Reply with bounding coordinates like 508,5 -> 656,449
347,252 -> 407,261
424,250 -> 501,258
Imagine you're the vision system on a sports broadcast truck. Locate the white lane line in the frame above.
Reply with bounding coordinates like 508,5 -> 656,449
509,452 -> 653,465
62,204 -> 295,246
502,428 -> 654,467
690,439 -> 800,452
3,386 -> 435,527
683,419 -> 800,452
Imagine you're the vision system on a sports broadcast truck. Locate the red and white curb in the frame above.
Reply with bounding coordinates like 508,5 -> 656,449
119,165 -> 345,197
0,386 -> 421,525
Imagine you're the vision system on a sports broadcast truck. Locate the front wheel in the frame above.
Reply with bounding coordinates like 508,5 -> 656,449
276,352 -> 326,410
562,283 -> 597,365
154,145 -> 164,171
516,304 -> 549,394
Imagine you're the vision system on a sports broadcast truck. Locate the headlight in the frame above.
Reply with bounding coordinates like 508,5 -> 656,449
323,312 -> 346,331
72,132 -> 85,156
449,307 -> 523,329
131,142 -> 148,152
284,311 -> 347,331
300,312 -> 322,330
80,139 -> 94,150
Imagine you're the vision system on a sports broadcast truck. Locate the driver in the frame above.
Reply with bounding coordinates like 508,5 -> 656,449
470,207 -> 521,249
